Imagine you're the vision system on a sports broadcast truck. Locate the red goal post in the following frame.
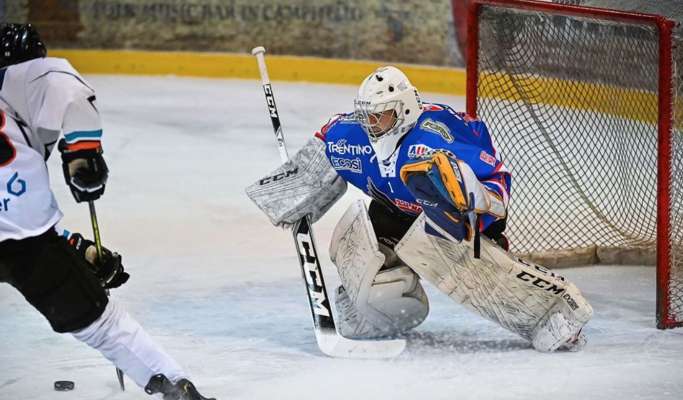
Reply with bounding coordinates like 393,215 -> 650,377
463,0 -> 682,329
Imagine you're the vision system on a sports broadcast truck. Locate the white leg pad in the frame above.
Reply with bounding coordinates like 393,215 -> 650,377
331,200 -> 429,339
71,299 -> 186,388
531,283 -> 592,352
335,265 -> 429,338
395,214 -> 592,351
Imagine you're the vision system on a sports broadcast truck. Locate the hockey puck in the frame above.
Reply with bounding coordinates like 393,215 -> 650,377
54,380 -> 75,391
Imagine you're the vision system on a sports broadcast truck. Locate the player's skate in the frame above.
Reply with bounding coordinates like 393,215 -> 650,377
145,374 -> 215,400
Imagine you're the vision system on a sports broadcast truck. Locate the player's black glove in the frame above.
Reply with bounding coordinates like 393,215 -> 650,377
58,138 -> 108,203
67,233 -> 129,289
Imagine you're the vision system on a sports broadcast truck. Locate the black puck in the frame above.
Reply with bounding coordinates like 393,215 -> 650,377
54,380 -> 75,391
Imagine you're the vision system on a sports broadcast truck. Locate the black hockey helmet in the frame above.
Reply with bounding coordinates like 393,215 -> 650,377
0,23 -> 47,68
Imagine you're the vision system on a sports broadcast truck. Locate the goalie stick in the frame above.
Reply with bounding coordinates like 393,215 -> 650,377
251,46 -> 406,359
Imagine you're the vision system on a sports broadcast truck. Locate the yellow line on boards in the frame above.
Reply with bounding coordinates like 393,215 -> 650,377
49,49 -> 468,96
50,49 -> 668,125
478,72 -> 660,124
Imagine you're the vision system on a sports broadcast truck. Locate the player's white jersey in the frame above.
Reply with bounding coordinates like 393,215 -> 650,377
0,57 -> 102,241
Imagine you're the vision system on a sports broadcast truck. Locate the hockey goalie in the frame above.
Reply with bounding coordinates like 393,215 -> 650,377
247,66 -> 592,352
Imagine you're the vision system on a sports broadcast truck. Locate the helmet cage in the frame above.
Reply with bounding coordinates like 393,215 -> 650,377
354,99 -> 404,142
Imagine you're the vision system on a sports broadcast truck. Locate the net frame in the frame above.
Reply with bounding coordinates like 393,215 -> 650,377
463,0 -> 680,329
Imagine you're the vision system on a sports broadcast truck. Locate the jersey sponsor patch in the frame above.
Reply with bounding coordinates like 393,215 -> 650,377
1,172 -> 27,213
420,118 -> 453,143
6,172 -> 27,197
407,144 -> 434,159
327,139 -> 373,156
330,156 -> 362,173
394,198 -> 422,214
480,150 -> 496,166
407,144 -> 456,161
0,196 -> 10,212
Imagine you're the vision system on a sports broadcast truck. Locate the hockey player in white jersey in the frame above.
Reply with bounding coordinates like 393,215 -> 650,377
0,24 -> 214,399
248,66 -> 592,352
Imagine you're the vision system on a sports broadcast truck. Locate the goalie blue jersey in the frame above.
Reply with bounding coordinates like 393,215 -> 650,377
316,103 -> 511,232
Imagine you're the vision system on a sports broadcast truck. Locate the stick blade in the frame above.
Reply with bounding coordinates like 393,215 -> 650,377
315,329 -> 406,359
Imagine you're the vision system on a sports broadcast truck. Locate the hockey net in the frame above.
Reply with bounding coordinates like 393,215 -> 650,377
465,0 -> 682,328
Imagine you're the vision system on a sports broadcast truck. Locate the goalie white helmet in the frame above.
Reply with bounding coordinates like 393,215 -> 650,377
354,66 -> 423,161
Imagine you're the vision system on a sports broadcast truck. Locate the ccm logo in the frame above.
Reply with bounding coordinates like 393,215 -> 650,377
516,271 -> 565,295
516,270 -> 580,311
259,168 -> 298,185
296,233 -> 331,317
517,257 -> 566,282
264,85 -> 278,118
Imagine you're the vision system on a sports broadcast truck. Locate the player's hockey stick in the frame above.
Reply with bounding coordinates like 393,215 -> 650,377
88,200 -> 126,391
251,46 -> 406,359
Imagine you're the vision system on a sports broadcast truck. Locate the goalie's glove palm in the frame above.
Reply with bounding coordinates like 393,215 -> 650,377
68,233 -> 129,289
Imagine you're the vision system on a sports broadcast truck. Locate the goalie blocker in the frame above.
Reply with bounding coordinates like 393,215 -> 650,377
246,137 -> 347,227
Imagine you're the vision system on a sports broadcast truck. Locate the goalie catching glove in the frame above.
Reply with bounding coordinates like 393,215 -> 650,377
400,151 -> 506,241
67,233 -> 129,289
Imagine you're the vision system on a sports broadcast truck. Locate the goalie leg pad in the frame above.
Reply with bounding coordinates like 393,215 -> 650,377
335,265 -> 428,339
246,137 -> 347,227
531,282 -> 592,352
395,214 -> 592,350
331,200 -> 429,339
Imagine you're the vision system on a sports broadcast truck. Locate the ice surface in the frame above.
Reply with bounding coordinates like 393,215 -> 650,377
1,76 -> 681,400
